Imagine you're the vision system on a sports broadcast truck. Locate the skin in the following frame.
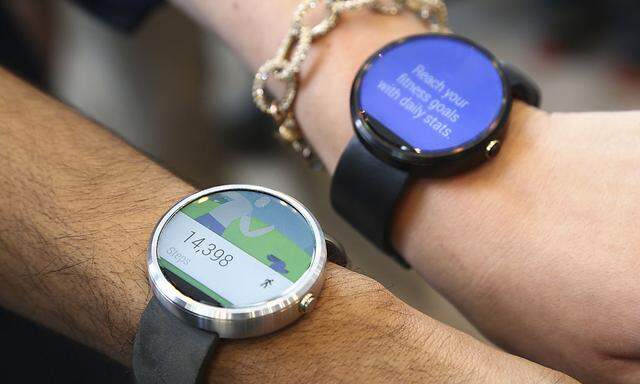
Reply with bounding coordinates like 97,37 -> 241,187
169,1 -> 640,383
0,69 -> 576,383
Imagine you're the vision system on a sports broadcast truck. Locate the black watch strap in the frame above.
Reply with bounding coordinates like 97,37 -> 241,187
502,62 -> 542,107
331,63 -> 540,266
133,297 -> 219,384
330,136 -> 410,267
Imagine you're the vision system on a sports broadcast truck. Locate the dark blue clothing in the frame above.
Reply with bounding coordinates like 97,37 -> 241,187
73,0 -> 163,31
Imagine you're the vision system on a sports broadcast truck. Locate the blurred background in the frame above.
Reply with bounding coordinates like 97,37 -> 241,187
1,0 -> 639,382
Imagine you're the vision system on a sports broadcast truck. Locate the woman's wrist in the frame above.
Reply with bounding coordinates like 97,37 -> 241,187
290,9 -> 548,283
289,10 -> 554,327
294,10 -> 426,171
392,102 -> 549,300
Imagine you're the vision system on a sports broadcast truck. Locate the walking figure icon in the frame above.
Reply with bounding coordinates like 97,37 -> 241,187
260,278 -> 274,289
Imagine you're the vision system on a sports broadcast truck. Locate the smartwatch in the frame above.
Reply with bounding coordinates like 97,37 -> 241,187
330,33 -> 541,265
133,185 -> 346,383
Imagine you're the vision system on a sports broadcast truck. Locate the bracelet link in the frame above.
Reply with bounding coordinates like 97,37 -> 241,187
278,113 -> 318,166
293,0 -> 340,38
252,59 -> 298,116
275,27 -> 313,79
370,0 -> 404,15
252,0 -> 449,168
406,0 -> 448,30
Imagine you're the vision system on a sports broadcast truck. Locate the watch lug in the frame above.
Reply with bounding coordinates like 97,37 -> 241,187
501,62 -> 542,107
324,234 -> 350,268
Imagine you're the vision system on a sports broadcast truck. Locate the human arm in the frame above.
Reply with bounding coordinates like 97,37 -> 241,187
0,69 -> 576,383
167,1 -> 640,383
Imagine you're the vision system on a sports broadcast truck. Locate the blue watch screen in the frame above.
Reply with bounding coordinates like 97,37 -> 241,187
357,34 -> 506,154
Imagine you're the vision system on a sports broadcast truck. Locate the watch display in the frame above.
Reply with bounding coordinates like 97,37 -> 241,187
156,189 -> 316,308
354,33 -> 509,158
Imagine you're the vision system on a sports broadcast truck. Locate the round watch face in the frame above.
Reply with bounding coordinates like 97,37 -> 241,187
155,188 -> 318,309
353,33 -> 509,163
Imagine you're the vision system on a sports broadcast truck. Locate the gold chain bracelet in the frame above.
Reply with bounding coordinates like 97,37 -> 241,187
252,0 -> 449,167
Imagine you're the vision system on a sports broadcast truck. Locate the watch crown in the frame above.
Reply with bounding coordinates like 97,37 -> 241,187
298,293 -> 316,313
485,140 -> 501,158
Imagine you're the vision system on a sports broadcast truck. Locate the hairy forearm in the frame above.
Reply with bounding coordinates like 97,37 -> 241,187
0,70 -> 575,383
0,68 -> 188,361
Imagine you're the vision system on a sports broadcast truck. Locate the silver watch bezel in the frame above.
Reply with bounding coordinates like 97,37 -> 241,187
147,184 -> 327,339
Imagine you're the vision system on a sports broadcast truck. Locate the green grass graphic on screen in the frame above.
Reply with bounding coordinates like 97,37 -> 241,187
180,196 -> 311,282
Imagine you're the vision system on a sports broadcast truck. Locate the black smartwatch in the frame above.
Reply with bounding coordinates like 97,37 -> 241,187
133,185 -> 347,383
330,33 -> 540,265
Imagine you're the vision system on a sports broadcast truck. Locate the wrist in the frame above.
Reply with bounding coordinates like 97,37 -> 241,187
291,10 -> 548,288
294,11 -> 426,172
392,102 -> 549,303
207,263 -> 575,384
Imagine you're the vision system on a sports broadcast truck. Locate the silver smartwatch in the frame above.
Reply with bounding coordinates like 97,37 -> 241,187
133,185 -> 346,383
